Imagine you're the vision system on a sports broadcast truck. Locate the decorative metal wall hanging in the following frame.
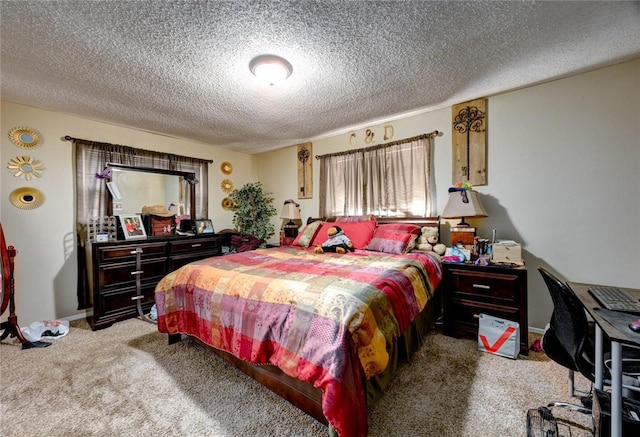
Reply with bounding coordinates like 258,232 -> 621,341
452,98 -> 487,185
221,197 -> 233,210
220,161 -> 233,175
220,178 -> 234,193
297,142 -> 313,199
9,187 -> 45,210
383,125 -> 394,141
8,127 -> 42,149
7,156 -> 45,180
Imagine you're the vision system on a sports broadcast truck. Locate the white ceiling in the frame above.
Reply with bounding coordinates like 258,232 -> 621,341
2,1 -> 639,154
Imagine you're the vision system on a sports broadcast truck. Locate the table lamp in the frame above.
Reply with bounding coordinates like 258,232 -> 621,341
280,200 -> 302,242
441,188 -> 488,245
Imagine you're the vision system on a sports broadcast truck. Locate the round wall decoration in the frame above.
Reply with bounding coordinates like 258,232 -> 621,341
8,127 -> 42,149
221,197 -> 233,210
220,178 -> 234,193
7,156 -> 45,180
220,161 -> 233,175
9,187 -> 45,210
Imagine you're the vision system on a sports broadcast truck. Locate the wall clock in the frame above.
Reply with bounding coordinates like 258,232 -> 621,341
451,98 -> 487,186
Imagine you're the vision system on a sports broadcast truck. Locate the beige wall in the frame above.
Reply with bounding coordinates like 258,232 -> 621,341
1,103 -> 256,323
2,58 -> 639,331
259,59 -> 640,330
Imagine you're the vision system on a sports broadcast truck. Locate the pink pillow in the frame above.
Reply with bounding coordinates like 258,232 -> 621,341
366,227 -> 416,254
376,223 -> 421,235
310,220 -> 377,250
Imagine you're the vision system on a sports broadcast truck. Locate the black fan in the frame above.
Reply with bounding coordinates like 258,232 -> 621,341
527,407 -> 560,437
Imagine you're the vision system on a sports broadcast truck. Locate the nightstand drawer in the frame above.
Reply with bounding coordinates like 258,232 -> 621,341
448,269 -> 521,302
449,300 -> 520,327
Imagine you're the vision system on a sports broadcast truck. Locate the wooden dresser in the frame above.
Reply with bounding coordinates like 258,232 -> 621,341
85,235 -> 221,330
442,262 -> 529,355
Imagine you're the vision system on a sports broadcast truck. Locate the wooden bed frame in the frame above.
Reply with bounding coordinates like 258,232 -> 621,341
168,216 -> 442,428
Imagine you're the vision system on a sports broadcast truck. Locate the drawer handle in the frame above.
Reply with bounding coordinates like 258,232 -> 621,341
130,270 -> 144,275
473,284 -> 490,290
130,248 -> 143,254
191,243 -> 202,248
131,295 -> 144,301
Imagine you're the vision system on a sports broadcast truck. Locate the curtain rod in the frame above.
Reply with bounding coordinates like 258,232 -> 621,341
315,130 -> 442,159
63,135 -> 214,164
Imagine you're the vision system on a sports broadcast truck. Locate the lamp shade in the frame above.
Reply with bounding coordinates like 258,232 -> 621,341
441,189 -> 488,226
280,202 -> 301,222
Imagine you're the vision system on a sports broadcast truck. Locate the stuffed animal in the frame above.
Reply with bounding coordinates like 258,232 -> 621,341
417,227 -> 447,256
315,226 -> 355,254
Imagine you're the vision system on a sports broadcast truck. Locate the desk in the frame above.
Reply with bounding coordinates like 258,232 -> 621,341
570,282 -> 640,437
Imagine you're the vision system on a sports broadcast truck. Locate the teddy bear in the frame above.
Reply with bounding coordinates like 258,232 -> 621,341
417,226 -> 446,256
314,226 -> 355,254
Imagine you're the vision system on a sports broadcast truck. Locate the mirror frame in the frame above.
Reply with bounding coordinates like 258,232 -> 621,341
105,163 -> 197,220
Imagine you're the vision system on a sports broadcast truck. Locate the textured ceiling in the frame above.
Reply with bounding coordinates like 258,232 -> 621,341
1,1 -> 639,154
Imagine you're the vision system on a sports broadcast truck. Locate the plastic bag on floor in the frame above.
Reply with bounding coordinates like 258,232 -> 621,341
21,320 -> 70,342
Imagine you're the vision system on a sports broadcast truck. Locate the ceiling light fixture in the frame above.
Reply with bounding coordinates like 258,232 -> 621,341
249,54 -> 293,86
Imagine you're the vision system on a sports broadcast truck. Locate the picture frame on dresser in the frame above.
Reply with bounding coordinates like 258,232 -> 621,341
118,214 -> 147,240
195,219 -> 214,235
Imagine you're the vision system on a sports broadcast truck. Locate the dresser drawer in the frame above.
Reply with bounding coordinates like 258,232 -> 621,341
171,236 -> 221,254
448,268 -> 521,304
98,258 -> 168,289
98,283 -> 156,318
97,241 -> 167,262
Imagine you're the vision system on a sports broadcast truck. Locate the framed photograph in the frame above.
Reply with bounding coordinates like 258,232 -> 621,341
195,219 -> 214,235
119,214 -> 147,240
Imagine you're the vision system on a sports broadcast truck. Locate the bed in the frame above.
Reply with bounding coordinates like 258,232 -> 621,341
155,217 -> 443,437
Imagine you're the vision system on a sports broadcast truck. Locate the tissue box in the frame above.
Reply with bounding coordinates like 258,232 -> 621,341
492,243 -> 523,265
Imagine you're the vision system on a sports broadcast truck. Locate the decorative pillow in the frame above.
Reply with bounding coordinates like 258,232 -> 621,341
292,220 -> 324,247
375,223 -> 421,235
336,214 -> 377,223
311,220 -> 377,250
366,227 -> 417,254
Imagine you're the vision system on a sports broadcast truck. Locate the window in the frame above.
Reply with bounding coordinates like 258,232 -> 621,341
318,134 -> 435,217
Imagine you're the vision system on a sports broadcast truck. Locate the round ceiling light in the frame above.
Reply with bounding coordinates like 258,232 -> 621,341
249,54 -> 293,86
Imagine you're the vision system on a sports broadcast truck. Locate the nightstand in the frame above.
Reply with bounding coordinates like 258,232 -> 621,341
442,262 -> 529,355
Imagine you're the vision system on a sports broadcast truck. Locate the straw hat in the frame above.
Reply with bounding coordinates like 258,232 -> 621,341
141,205 -> 174,217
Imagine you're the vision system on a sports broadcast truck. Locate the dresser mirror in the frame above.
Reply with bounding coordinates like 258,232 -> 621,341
106,164 -> 196,219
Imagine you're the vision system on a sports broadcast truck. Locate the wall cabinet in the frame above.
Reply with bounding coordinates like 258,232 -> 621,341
86,235 -> 221,330
442,262 -> 529,355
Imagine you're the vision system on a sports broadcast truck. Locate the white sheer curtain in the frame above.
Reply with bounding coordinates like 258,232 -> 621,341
319,134 -> 434,218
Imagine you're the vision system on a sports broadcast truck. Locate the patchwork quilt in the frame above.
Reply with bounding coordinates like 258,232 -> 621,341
156,247 -> 441,437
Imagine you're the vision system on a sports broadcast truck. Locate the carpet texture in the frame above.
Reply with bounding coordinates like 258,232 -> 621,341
1,318 -> 592,436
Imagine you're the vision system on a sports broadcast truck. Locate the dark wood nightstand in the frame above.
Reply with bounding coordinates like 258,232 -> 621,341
442,262 -> 529,355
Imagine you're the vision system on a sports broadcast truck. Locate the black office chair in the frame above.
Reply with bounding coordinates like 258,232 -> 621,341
539,267 -> 640,413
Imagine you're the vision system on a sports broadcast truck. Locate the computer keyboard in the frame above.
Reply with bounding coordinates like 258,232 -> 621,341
589,286 -> 640,313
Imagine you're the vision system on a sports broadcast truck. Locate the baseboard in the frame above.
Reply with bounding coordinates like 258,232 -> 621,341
64,311 -> 91,322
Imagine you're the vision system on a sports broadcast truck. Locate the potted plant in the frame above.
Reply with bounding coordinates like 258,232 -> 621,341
229,182 -> 277,247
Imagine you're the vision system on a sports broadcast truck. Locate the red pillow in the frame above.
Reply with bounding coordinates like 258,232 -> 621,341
310,220 -> 377,250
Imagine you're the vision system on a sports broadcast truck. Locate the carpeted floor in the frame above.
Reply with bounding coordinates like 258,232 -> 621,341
1,318 -> 593,436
